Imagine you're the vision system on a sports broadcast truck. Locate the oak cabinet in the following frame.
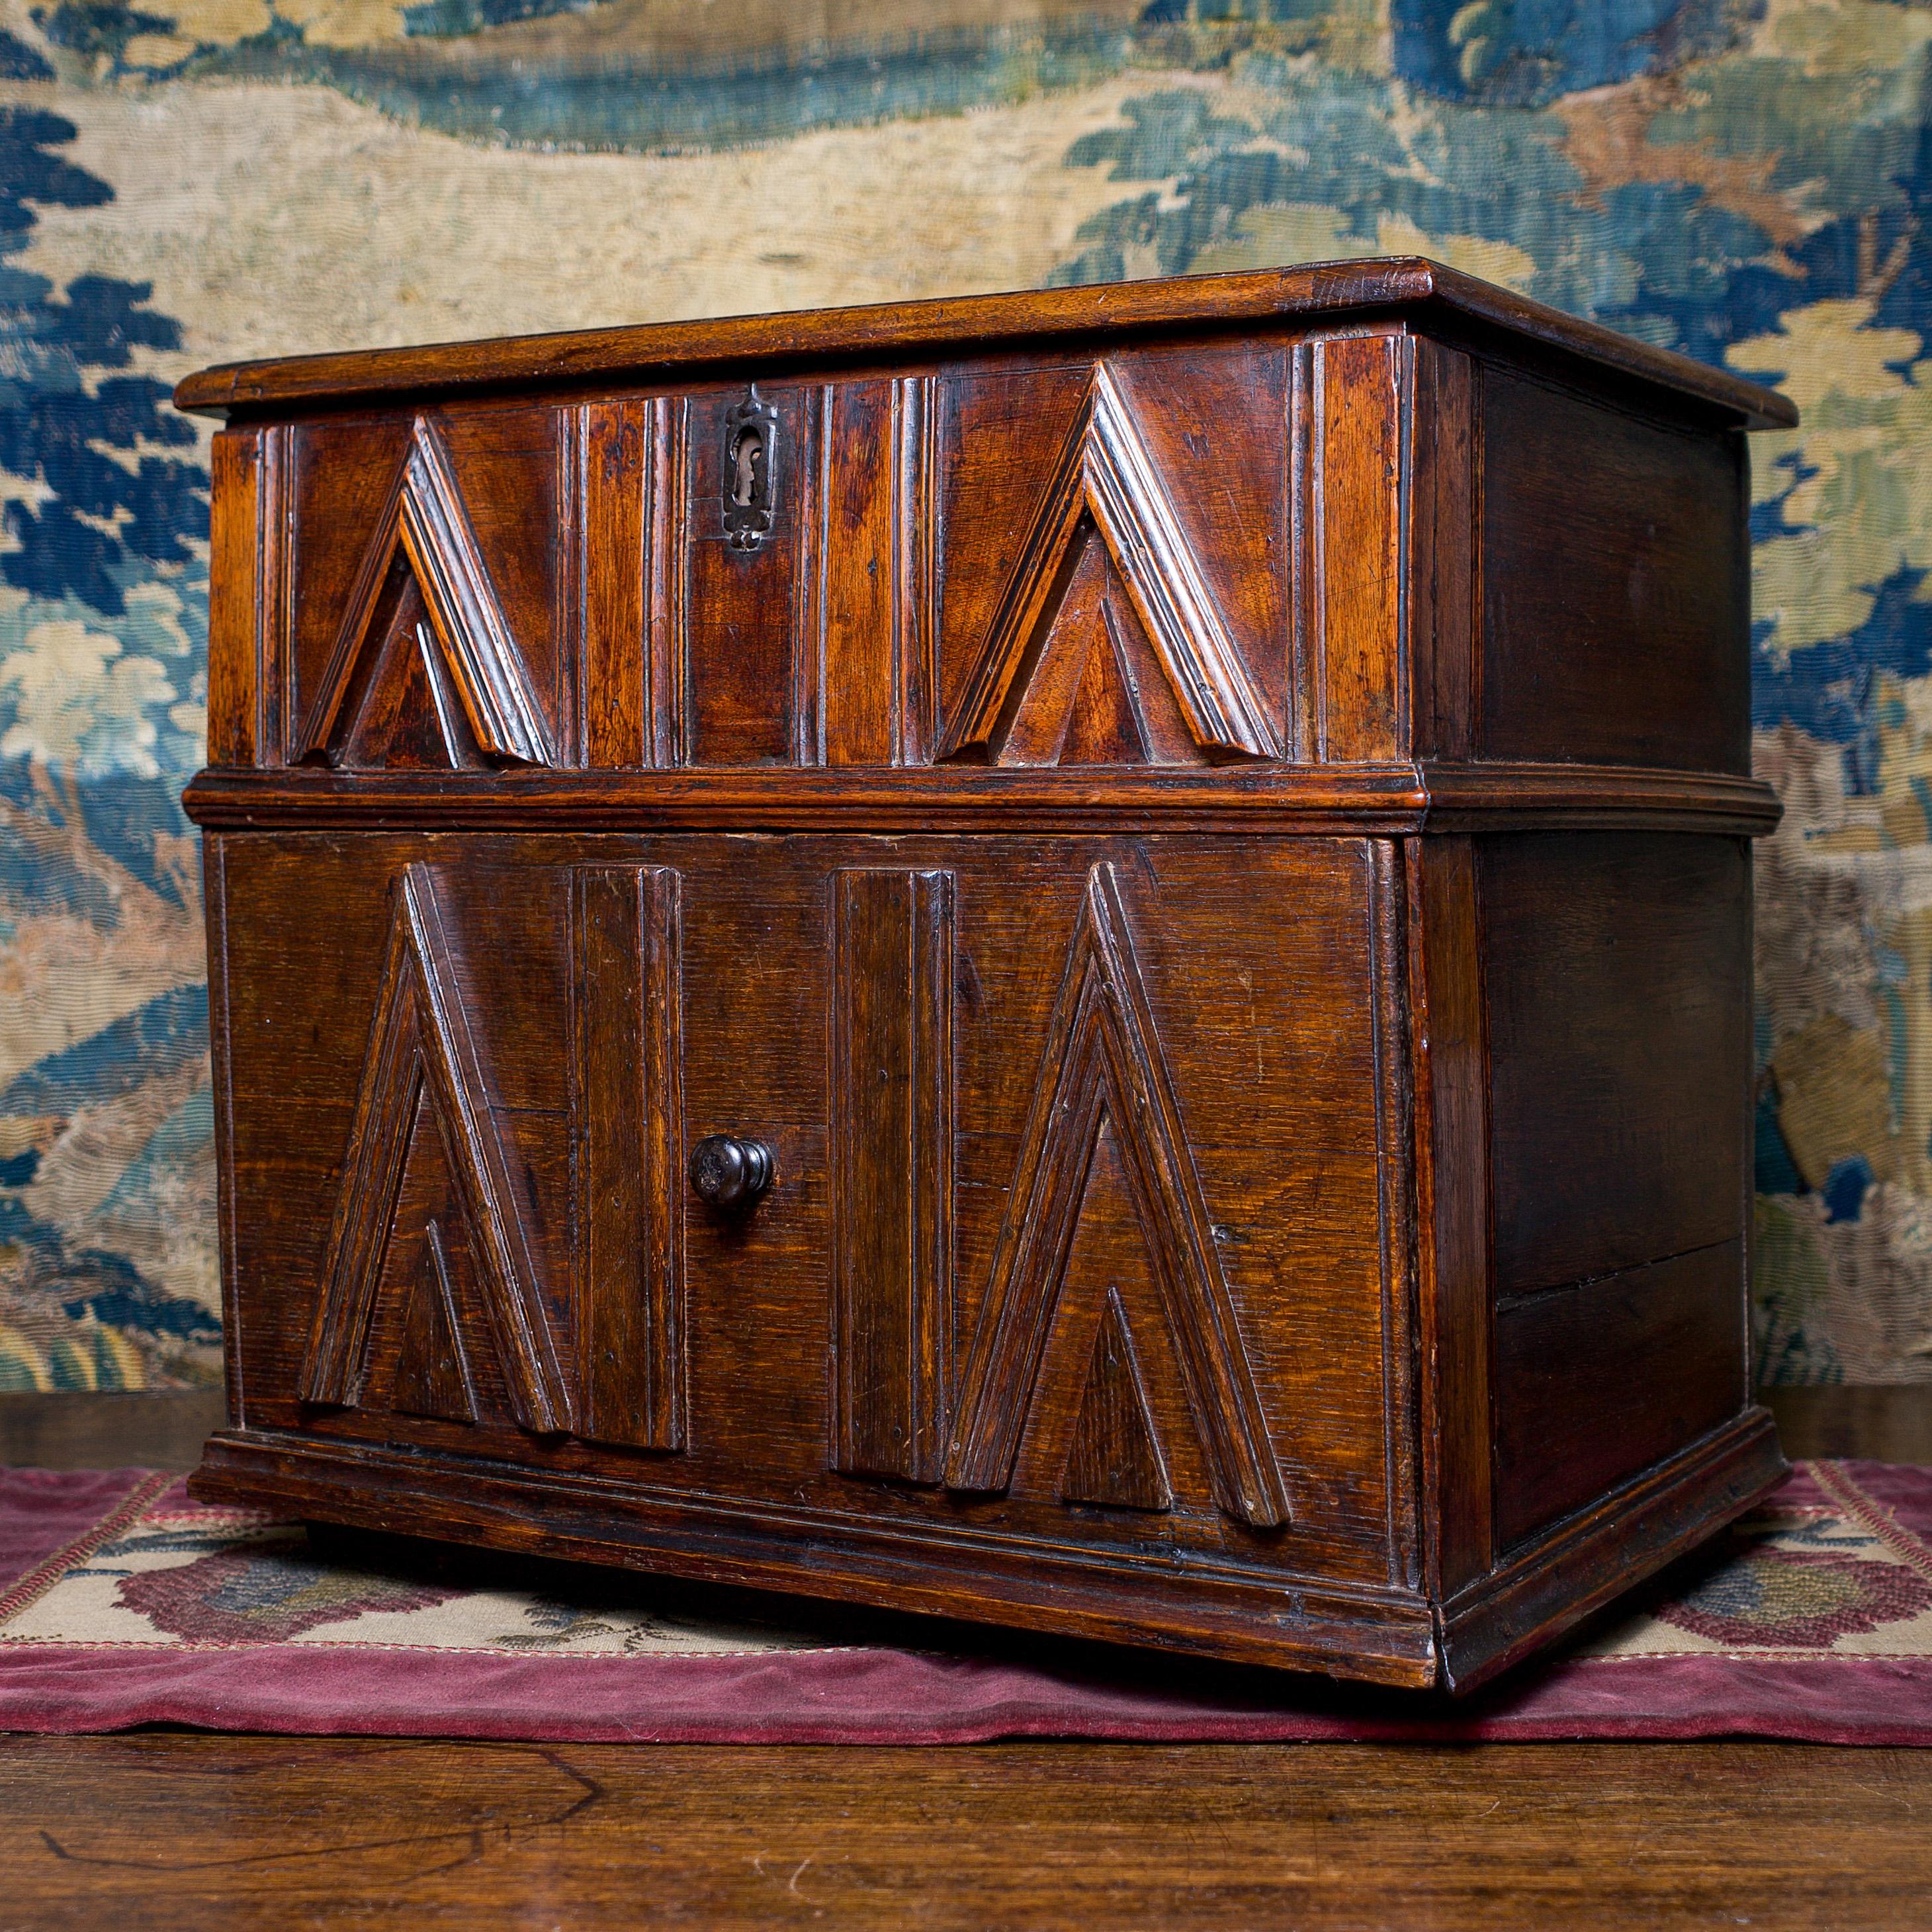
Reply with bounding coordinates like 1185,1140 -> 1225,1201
182,259 -> 1795,1689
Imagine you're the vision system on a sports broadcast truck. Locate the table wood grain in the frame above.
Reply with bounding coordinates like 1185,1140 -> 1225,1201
0,1734 -> 1925,1930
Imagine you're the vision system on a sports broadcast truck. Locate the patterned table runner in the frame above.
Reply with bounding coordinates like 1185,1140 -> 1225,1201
2,1460 -> 1927,1743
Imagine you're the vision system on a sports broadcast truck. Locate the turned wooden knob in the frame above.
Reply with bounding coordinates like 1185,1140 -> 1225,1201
689,1134 -> 774,1211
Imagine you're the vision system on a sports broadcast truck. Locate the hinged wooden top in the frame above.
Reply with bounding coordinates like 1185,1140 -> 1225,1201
174,257 -> 1796,431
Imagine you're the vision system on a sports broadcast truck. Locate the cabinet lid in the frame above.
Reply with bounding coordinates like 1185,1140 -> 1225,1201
174,256 -> 1796,431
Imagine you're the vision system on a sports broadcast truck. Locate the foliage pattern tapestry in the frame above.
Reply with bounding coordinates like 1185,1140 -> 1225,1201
0,0 -> 1929,1390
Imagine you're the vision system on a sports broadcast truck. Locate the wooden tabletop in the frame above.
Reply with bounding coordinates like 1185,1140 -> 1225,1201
173,257 -> 1798,430
2,1733 -> 1925,1929
5,1389 -> 1926,1930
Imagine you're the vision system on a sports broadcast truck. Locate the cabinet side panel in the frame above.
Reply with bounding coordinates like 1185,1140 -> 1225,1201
1481,832 -> 1751,1294
1479,370 -> 1750,773
1494,1241 -> 1746,1548
1480,831 -> 1753,1549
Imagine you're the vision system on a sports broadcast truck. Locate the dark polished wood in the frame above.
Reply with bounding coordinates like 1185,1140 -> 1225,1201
174,256 -> 1797,429
0,1735 -> 1925,1932
177,261 -> 1795,1692
180,760 -> 1784,836
9,1387 -> 1928,1481
1479,367 -> 1753,774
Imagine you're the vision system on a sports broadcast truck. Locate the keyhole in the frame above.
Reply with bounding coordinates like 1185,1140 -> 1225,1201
732,427 -> 764,509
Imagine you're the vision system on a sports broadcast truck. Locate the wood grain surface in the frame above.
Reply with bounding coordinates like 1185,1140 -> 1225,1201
2,1398 -> 1926,1929
0,1734 -> 1924,1931
5,1385 -> 1922,1475
172,257 -> 1797,429
1478,367 -> 1753,774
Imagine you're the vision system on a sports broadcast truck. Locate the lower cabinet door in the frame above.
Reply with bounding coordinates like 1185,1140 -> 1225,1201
216,830 -> 1405,1585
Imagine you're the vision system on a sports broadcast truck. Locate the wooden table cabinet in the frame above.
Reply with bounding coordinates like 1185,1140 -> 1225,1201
179,259 -> 1796,1690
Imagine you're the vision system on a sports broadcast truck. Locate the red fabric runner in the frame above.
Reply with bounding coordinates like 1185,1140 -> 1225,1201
2,1460 -> 1928,1744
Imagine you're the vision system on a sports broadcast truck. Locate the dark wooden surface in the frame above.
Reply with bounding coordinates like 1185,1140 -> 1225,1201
179,761 -> 1785,836
9,1384 -> 1922,1475
173,257 -> 1797,427
1408,834 -> 1493,1599
1,1393 -> 1927,1928
1481,832 -> 1755,1297
181,265 -> 1793,1690
1479,366 -> 1753,773
1493,1243 -> 1745,1548
0,1734 -> 1925,1931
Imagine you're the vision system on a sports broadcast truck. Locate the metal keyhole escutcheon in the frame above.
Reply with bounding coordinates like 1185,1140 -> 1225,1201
722,387 -> 779,552
689,1134 -> 775,1211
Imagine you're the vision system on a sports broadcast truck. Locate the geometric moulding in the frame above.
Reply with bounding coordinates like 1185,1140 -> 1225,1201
298,863 -> 572,1434
387,1223 -> 478,1427
294,415 -> 553,771
944,863 -> 1290,1528
570,864 -> 685,1452
996,524 -> 1211,768
936,363 -> 1276,767
1059,1285 -> 1172,1512
829,868 -> 955,1483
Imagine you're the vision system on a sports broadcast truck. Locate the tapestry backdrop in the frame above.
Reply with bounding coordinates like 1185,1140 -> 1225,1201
1,0 -> 1929,1391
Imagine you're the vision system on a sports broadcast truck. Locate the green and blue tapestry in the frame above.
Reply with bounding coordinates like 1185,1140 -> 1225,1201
1,0 -> 1929,1388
